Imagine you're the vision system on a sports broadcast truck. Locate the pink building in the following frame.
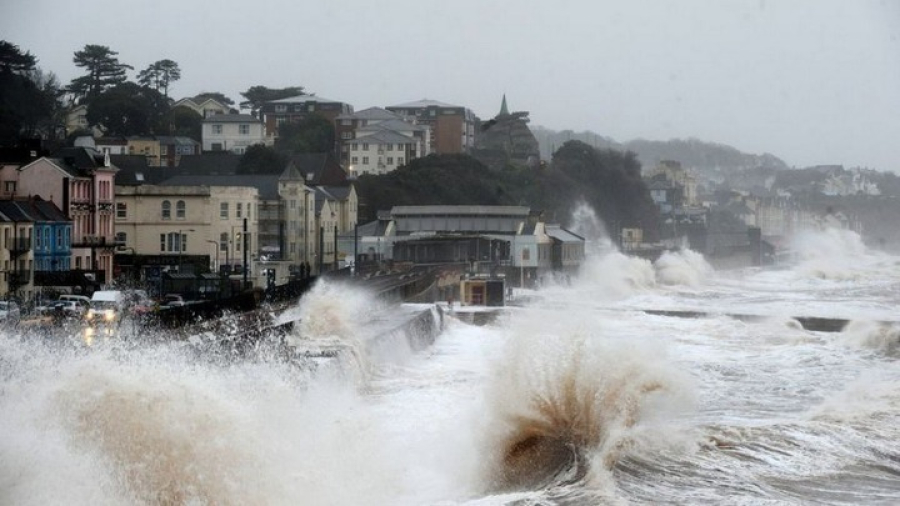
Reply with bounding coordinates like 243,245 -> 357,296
15,147 -> 118,283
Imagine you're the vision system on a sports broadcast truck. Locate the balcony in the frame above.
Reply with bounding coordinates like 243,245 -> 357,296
72,235 -> 116,249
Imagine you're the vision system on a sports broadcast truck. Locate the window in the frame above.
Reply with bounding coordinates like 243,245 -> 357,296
237,202 -> 242,218
161,200 -> 171,220
294,104 -> 304,112
341,119 -> 351,126
290,199 -> 296,209
176,200 -> 186,219
115,232 -> 126,245
351,156 -> 358,164
116,202 -> 127,219
239,124 -> 250,135
363,143 -> 369,151
161,232 -> 184,252
4,181 -> 15,193
387,157 -> 394,165
219,232 -> 228,253
275,105 -> 287,113
398,157 -> 404,165
351,143 -> 358,151
212,124 -> 223,134
341,131 -> 352,139
160,145 -> 168,156
35,227 -> 42,249
362,156 -> 369,164
220,202 -> 228,219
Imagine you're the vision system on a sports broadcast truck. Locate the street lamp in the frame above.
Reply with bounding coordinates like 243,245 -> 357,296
177,229 -> 195,272
206,240 -> 219,273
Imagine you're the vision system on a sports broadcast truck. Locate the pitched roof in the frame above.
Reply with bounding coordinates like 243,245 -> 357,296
388,99 -> 463,109
158,174 -> 278,200
0,197 -> 69,223
268,94 -> 345,105
37,147 -> 118,177
336,107 -> 400,121
289,153 -> 349,186
356,118 -> 426,133
112,155 -> 178,185
352,130 -> 417,145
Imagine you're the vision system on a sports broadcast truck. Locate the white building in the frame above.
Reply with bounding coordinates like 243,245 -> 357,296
201,114 -> 266,154
347,130 -> 421,175
172,97 -> 232,118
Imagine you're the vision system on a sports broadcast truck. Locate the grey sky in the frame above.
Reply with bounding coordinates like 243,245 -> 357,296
2,0 -> 899,171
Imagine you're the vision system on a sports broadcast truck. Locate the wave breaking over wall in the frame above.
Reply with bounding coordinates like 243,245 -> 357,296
478,313 -> 693,494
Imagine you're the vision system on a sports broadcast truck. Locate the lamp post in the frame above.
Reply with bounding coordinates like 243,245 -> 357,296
177,229 -> 195,272
206,240 -> 219,273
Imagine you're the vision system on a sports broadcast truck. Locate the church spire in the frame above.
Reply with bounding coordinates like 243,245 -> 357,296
499,94 -> 509,116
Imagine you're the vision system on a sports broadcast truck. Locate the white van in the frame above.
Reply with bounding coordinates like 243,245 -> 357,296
87,290 -> 125,324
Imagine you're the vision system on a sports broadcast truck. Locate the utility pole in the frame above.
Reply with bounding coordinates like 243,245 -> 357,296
242,218 -> 248,289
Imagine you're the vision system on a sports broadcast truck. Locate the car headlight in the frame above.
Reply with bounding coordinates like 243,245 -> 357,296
104,310 -> 115,321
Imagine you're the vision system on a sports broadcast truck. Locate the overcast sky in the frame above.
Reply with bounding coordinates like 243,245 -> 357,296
2,0 -> 899,171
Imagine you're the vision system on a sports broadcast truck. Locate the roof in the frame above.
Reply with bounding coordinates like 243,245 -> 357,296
176,153 -> 243,176
351,130 -> 417,145
95,137 -> 128,146
289,153 -> 349,186
34,147 -> 118,177
201,114 -> 260,123
111,155 -> 183,185
356,118 -> 426,133
336,107 -> 400,121
323,185 -> 352,200
544,224 -> 585,243
388,99 -> 463,109
0,197 -> 69,223
268,94 -> 344,105
156,136 -> 200,146
391,205 -> 531,217
158,174 -> 277,200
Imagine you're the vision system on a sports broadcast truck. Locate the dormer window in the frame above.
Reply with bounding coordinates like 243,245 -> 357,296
275,105 -> 287,113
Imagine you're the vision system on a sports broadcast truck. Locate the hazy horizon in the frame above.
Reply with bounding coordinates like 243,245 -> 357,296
2,0 -> 898,171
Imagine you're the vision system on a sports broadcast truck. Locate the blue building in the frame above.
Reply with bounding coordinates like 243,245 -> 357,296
0,197 -> 72,299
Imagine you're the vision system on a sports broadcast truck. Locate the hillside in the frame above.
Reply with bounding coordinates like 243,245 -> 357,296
531,127 -> 789,177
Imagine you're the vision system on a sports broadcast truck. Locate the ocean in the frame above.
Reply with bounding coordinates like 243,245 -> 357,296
3,224 -> 900,505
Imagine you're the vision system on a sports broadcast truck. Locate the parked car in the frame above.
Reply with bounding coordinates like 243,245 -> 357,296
0,301 -> 21,321
50,300 -> 88,318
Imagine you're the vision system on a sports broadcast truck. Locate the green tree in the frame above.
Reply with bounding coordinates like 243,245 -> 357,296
86,82 -> 169,136
0,40 -> 36,73
274,113 -> 335,153
194,91 -> 234,106
157,105 -> 202,140
236,145 -> 289,175
549,140 -> 659,238
0,41 -> 64,145
69,44 -> 132,103
239,85 -> 306,115
137,59 -> 181,98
